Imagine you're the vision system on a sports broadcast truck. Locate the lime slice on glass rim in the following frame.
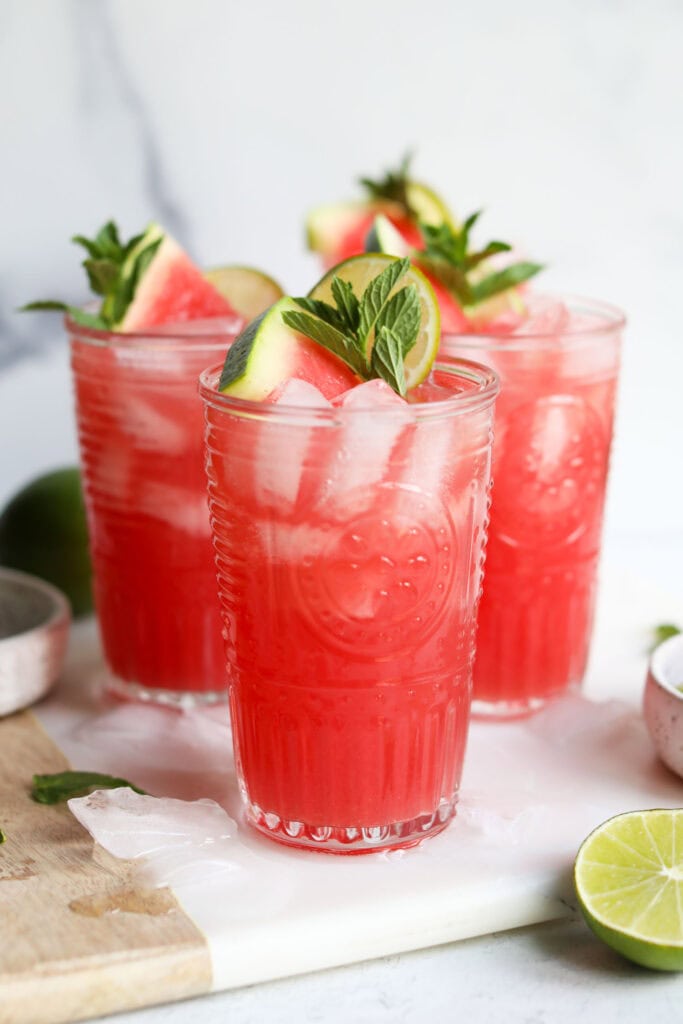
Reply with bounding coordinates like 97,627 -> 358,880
405,180 -> 457,228
308,253 -> 440,390
204,265 -> 284,321
574,809 -> 683,971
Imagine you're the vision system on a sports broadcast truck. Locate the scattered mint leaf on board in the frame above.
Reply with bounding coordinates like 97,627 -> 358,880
31,770 -> 147,805
0,828 -> 5,844
21,221 -> 164,330
282,258 -> 421,395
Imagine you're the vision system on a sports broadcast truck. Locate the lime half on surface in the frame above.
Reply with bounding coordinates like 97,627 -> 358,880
575,809 -> 683,971
0,467 -> 93,617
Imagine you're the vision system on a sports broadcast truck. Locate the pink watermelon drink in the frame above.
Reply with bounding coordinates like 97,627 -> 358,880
443,296 -> 624,717
307,165 -> 626,717
71,316 -> 242,702
27,221 -> 252,703
202,256 -> 499,852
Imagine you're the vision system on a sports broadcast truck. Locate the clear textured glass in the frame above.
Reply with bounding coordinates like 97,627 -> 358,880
201,357 -> 499,853
442,295 -> 624,718
69,314 -> 243,706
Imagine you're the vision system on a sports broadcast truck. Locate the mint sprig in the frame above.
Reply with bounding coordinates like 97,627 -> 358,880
360,153 -> 415,217
31,770 -> 147,805
282,257 -> 420,396
418,214 -> 543,308
21,221 -> 164,330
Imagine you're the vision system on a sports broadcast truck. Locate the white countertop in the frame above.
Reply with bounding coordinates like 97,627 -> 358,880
60,533 -> 680,1024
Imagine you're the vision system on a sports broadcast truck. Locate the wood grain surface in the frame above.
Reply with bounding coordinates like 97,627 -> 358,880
0,711 -> 212,1024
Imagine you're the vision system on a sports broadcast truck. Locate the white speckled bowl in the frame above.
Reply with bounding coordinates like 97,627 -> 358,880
0,567 -> 71,716
643,633 -> 683,780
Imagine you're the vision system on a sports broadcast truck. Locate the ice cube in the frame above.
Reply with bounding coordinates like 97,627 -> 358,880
254,379 -> 332,512
401,411 -> 458,499
117,394 -> 188,454
513,295 -> 571,337
138,480 -> 212,536
322,380 -> 412,515
69,788 -> 241,884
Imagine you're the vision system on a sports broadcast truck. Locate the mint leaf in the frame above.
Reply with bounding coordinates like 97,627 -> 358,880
20,300 -> 71,314
23,221 -> 164,330
419,216 -> 543,308
331,276 -> 360,336
20,301 -> 108,330
31,770 -> 147,805
0,829 -> 5,844
418,256 -> 474,305
291,296 -> 348,334
464,240 -> 511,271
358,257 -> 410,344
469,262 -> 544,304
286,257 -> 424,396
371,326 -> 407,396
282,310 -> 366,377
83,258 -> 120,296
360,152 -> 414,215
375,285 -> 420,357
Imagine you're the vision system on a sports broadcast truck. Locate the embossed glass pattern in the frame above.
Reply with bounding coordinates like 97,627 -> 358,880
442,296 -> 624,718
69,315 -> 242,705
201,357 -> 498,853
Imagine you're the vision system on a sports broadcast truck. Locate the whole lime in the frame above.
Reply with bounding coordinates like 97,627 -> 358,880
0,468 -> 93,617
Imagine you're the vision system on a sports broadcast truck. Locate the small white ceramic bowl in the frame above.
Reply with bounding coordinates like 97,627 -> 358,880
643,633 -> 683,779
0,567 -> 71,716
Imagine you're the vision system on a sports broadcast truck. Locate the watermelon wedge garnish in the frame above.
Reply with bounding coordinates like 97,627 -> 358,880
22,221 -> 240,332
306,155 -> 454,269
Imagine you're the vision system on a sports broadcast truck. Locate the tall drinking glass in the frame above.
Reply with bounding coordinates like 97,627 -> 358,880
69,314 -> 243,705
201,357 -> 499,853
442,296 -> 624,718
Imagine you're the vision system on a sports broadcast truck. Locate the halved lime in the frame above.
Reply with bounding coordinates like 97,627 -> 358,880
0,468 -> 93,617
575,809 -> 683,971
204,265 -> 284,321
309,254 -> 440,390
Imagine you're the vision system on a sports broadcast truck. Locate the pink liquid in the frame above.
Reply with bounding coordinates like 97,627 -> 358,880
444,297 -> 623,716
202,361 -> 498,852
70,317 -> 242,703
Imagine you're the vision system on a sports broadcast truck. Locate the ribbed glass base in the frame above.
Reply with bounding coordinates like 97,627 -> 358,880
105,674 -> 228,709
471,683 -> 579,721
245,796 -> 458,854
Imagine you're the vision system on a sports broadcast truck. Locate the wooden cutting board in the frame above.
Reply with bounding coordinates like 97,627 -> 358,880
0,711 -> 211,1024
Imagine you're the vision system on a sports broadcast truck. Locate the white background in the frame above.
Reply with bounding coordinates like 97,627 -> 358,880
1,0 -> 682,546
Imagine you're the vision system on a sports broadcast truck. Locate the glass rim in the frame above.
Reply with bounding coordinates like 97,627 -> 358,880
199,355 -> 500,424
442,293 -> 626,351
65,307 -> 244,352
